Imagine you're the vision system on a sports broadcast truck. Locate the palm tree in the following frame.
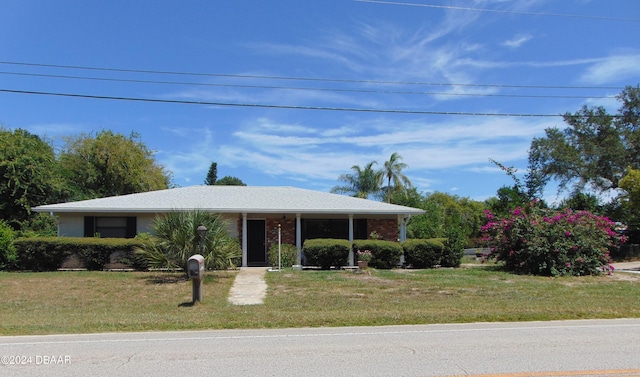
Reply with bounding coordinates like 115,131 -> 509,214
136,210 -> 241,272
331,161 -> 383,199
382,152 -> 412,203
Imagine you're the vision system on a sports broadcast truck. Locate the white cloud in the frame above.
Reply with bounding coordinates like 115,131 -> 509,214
580,54 -> 640,85
502,34 -> 533,49
214,115 -> 551,187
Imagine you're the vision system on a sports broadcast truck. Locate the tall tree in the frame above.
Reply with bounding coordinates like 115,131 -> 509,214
620,168 -> 640,211
528,86 -> 639,194
0,128 -> 62,226
331,161 -> 382,199
204,162 -> 217,185
382,152 -> 412,203
58,130 -> 172,199
619,168 -> 640,243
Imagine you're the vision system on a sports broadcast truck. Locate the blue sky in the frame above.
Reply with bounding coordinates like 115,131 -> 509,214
1,0 -> 639,204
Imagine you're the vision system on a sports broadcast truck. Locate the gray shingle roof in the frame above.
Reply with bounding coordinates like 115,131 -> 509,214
33,186 -> 425,215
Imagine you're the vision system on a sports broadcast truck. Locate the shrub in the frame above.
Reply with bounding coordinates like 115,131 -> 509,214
0,220 -> 17,270
268,243 -> 298,268
353,240 -> 403,269
403,239 -> 444,268
441,226 -> 466,267
14,237 -> 143,271
135,211 -> 241,271
482,205 -> 626,276
303,238 -> 350,269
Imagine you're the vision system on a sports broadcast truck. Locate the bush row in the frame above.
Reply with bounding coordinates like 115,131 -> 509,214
403,238 -> 446,268
302,238 -> 351,269
11,237 -> 146,271
267,243 -> 299,268
353,240 -> 403,269
302,238 -> 464,269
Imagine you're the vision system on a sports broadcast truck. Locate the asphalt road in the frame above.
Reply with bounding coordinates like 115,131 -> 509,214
1,319 -> 639,377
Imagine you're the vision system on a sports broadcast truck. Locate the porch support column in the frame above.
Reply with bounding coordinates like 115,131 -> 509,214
399,215 -> 408,242
399,215 -> 408,267
348,214 -> 354,266
296,213 -> 302,266
242,213 -> 248,267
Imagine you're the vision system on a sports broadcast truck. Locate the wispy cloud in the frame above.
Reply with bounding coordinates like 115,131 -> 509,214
502,34 -> 533,49
579,53 -> 640,85
215,115 -> 552,186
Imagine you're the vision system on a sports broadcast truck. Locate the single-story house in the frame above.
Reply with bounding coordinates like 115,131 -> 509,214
33,186 -> 425,267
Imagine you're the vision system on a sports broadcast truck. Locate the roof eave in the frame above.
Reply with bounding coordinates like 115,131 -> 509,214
33,207 -> 425,215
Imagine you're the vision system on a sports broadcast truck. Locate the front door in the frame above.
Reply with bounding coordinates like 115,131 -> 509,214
247,219 -> 267,266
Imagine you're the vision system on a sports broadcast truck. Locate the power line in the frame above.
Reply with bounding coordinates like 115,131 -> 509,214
0,71 -> 616,100
0,88 -> 567,117
0,60 -> 625,91
354,0 -> 640,22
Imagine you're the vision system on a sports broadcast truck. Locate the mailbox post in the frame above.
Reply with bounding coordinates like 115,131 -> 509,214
187,254 -> 205,303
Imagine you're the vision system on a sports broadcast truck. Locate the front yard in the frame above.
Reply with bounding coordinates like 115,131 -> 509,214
1,266 -> 639,335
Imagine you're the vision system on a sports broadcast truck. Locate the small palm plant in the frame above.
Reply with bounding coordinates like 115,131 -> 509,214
136,210 -> 241,272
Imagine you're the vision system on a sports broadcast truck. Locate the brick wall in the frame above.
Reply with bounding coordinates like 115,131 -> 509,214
367,218 -> 398,241
266,218 -> 296,250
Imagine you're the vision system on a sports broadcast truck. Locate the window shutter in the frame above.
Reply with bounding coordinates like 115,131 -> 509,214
125,217 -> 137,238
84,216 -> 95,237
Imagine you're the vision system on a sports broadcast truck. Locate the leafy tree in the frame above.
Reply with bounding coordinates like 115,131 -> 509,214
0,128 -> 62,226
382,152 -> 412,203
0,220 -> 17,270
619,168 -> 640,243
528,86 -> 639,194
16,212 -> 58,238
58,130 -> 171,199
136,210 -> 241,271
397,189 -> 486,244
557,192 -> 601,213
485,185 -> 529,219
620,168 -> 640,211
331,161 -> 382,199
204,162 -> 218,185
215,176 -> 246,186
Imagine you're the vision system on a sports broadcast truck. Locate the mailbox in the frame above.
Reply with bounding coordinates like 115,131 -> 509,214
187,254 -> 205,279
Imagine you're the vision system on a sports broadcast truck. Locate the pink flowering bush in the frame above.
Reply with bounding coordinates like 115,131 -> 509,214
482,204 -> 626,276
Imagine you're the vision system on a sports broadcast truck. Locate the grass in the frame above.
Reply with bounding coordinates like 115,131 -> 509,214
1,265 -> 639,336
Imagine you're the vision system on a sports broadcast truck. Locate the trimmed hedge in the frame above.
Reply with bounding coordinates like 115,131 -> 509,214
442,227 -> 466,268
13,237 -> 145,271
353,240 -> 403,269
403,238 -> 445,268
302,238 -> 350,269
268,243 -> 299,268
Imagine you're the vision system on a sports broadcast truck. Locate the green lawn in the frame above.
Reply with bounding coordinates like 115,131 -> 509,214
1,266 -> 639,335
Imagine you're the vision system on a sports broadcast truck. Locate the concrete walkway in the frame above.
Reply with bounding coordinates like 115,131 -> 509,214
228,267 -> 269,305
612,261 -> 640,273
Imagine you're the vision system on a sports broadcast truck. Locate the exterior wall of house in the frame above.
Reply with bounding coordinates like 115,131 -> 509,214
266,217 -> 296,251
57,214 -> 85,237
56,213 -> 158,237
367,218 -> 399,241
234,216 -> 398,245
137,215 -> 156,234
56,213 -> 398,242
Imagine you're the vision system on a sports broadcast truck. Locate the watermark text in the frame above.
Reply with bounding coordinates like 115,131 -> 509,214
1,355 -> 71,366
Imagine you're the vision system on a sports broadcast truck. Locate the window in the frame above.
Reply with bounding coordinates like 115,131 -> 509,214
84,216 -> 137,238
301,219 -> 367,242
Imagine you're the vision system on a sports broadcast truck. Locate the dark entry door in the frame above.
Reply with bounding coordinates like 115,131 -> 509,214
247,219 -> 267,266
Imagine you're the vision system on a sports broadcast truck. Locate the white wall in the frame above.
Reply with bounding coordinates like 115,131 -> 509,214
55,213 -> 239,238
